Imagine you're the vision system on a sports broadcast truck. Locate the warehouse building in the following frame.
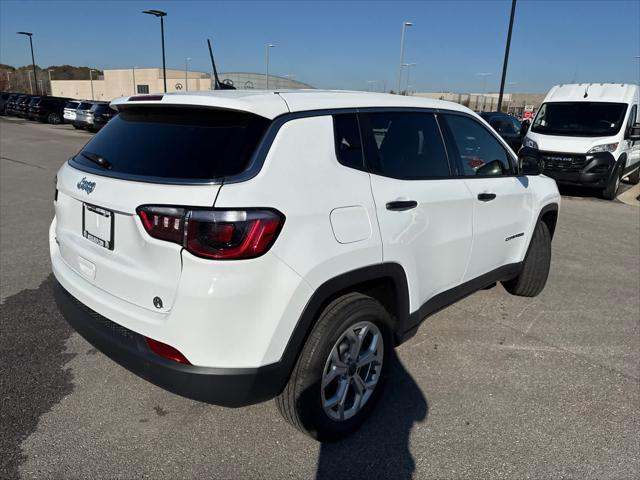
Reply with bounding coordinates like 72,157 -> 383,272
51,68 -> 313,101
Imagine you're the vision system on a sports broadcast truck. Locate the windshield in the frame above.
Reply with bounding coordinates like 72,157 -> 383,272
71,107 -> 270,181
532,102 -> 627,137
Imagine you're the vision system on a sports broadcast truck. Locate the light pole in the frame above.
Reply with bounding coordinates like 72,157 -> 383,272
17,32 -> 38,94
47,69 -> 53,94
366,80 -> 377,92
265,44 -> 275,89
89,69 -> 98,100
497,0 -> 517,112
132,66 -> 137,94
397,21 -> 413,94
476,72 -> 492,111
403,63 -> 416,95
142,9 -> 168,92
184,57 -> 191,91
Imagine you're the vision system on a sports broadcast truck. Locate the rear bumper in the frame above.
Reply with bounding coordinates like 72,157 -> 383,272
54,281 -> 290,407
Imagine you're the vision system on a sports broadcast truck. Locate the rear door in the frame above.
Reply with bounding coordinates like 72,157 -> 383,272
440,112 -> 533,281
360,110 -> 474,314
55,107 -> 270,312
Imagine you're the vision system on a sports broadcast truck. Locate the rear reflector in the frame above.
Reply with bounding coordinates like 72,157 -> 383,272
145,337 -> 191,364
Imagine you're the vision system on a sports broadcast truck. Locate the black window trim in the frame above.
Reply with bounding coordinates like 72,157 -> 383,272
67,106 -> 521,186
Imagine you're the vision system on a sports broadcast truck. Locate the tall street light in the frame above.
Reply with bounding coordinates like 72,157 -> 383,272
142,9 -> 167,92
397,21 -> 413,94
89,69 -> 98,100
17,32 -> 38,95
184,57 -> 191,92
265,44 -> 275,89
403,63 -> 416,95
497,0 -> 517,112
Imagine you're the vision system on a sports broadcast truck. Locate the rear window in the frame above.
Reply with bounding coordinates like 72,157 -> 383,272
64,102 -> 79,109
90,103 -> 110,112
71,107 -> 271,181
77,102 -> 93,110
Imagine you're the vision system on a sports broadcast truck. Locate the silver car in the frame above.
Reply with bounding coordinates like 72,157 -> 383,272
63,101 -> 81,124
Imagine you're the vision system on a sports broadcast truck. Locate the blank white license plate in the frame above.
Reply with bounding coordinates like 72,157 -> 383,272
83,203 -> 114,250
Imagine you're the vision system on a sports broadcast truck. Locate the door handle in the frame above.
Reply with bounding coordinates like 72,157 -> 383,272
477,193 -> 497,202
386,200 -> 418,211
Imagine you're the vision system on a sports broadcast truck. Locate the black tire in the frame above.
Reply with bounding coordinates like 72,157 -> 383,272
276,292 -> 393,442
48,113 -> 61,125
628,167 -> 640,185
72,124 -> 83,130
502,221 -> 551,297
602,163 -> 622,200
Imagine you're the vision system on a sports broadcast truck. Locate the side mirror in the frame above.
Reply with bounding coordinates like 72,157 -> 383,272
476,159 -> 505,176
628,123 -> 640,141
519,155 -> 542,175
519,120 -> 530,136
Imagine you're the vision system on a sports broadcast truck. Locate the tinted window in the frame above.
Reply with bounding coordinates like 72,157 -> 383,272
532,102 -> 627,137
77,102 -> 93,110
626,105 -> 637,133
361,112 -> 450,179
64,102 -> 79,109
71,107 -> 270,180
443,114 -> 513,177
92,104 -> 112,114
489,117 -> 516,135
333,114 -> 364,170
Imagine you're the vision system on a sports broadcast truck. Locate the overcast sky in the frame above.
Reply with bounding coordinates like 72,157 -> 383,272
1,0 -> 639,93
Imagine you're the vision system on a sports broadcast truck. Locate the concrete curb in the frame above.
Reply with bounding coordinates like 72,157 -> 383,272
617,183 -> 640,207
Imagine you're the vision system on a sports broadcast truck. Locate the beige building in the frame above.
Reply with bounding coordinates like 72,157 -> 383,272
413,91 -> 545,114
51,68 -> 313,101
51,68 -> 212,101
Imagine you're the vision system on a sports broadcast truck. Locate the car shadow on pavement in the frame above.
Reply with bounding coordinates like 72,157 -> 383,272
315,353 -> 428,480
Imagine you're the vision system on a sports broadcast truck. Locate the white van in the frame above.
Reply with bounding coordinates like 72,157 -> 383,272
520,83 -> 640,199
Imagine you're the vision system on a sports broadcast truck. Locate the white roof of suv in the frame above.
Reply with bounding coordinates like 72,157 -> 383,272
110,89 -> 471,120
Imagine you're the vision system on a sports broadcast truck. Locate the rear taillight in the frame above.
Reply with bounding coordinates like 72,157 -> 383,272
136,206 -> 284,260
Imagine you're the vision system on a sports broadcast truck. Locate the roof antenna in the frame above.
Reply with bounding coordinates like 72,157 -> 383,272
583,84 -> 589,98
207,38 -> 235,90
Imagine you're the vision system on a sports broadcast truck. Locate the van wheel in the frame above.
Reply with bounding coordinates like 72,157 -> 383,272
628,168 -> 640,185
276,293 -> 392,442
602,164 -> 622,200
48,113 -> 61,125
502,221 -> 551,297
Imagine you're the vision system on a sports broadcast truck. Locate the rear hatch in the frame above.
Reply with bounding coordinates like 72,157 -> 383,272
55,106 -> 271,312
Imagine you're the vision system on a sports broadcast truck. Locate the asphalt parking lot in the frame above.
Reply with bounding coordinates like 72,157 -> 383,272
1,116 -> 639,480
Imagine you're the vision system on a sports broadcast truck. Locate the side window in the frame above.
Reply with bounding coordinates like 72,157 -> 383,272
333,114 -> 364,170
442,114 -> 513,177
490,118 -> 516,135
360,111 -> 451,179
626,104 -> 637,134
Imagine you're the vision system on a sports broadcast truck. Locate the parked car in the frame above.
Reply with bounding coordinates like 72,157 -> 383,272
28,96 -> 71,124
4,94 -> 23,116
8,94 -> 30,117
73,101 -> 102,130
0,92 -> 14,115
87,102 -> 117,132
63,100 -> 81,124
17,95 -> 39,118
520,83 -> 640,199
51,91 -> 560,441
480,111 -> 524,152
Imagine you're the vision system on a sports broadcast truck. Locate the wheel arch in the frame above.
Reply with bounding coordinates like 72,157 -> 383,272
278,263 -> 410,379
538,203 -> 559,239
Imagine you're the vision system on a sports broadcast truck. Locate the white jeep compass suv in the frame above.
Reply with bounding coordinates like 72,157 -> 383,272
50,90 -> 560,441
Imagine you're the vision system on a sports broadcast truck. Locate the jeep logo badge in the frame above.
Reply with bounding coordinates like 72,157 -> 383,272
153,296 -> 163,309
77,177 -> 96,194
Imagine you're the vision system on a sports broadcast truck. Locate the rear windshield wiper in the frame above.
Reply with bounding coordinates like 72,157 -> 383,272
80,151 -> 112,170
